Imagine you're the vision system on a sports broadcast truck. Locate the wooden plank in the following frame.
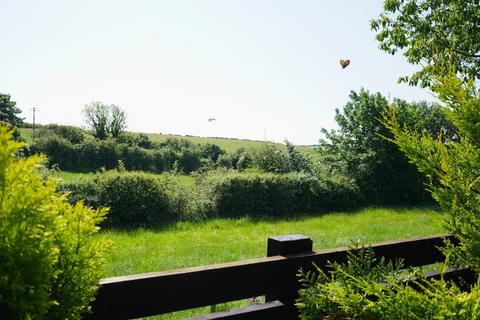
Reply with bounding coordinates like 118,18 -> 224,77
185,268 -> 475,320
88,234 -> 454,319
423,267 -> 476,289
187,300 -> 296,320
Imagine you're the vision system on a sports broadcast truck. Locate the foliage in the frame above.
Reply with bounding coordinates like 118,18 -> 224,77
35,124 -> 85,144
194,170 -> 360,218
251,141 -> 312,173
297,245 -> 480,319
200,143 -> 225,162
371,0 -> 480,87
135,133 -> 153,149
32,138 -> 208,173
385,75 -> 480,272
0,126 -> 109,319
318,88 -> 455,205
60,171 -> 188,228
31,133 -> 75,169
83,102 -> 127,140
216,147 -> 252,171
0,93 -> 23,127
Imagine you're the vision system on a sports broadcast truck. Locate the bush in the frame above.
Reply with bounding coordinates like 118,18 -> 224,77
61,171 -> 186,228
194,170 -> 360,218
0,126 -> 109,319
31,133 -> 75,169
297,246 -> 480,319
251,143 -> 290,173
35,124 -> 85,144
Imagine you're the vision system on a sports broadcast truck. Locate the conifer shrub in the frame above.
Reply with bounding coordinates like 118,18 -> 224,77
0,126 -> 109,319
297,246 -> 480,319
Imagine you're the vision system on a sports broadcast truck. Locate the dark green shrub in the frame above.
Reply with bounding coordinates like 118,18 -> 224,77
62,171 -> 184,228
120,145 -> 154,171
74,140 -> 99,170
200,143 -> 225,162
135,133 -> 153,149
179,149 -> 202,173
216,148 -> 252,171
32,133 -> 75,169
36,124 -> 85,144
251,143 -> 290,173
194,171 -> 360,217
0,126 -> 109,319
251,142 -> 312,173
96,139 -> 120,169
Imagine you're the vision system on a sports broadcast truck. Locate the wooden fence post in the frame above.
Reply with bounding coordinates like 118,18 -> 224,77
265,234 -> 313,316
267,235 -> 313,258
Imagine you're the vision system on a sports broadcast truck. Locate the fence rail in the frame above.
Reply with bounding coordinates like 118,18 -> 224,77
88,233 -> 472,320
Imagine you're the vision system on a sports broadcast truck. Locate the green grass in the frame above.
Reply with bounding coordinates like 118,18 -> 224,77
101,207 -> 444,277
18,128 -> 33,144
49,170 -> 196,186
99,206 -> 445,319
50,170 -> 95,183
143,132 -> 277,153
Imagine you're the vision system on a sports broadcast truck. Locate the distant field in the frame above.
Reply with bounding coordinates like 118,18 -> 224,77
18,128 -> 33,144
143,132 -> 272,153
18,127 -> 318,157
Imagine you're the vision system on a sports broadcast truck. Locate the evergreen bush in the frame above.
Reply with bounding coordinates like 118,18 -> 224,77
0,126 -> 109,319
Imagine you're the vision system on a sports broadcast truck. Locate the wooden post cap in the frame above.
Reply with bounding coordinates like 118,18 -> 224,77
267,234 -> 313,257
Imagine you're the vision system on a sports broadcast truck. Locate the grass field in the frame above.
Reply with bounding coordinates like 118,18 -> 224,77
99,206 -> 444,319
101,207 -> 444,277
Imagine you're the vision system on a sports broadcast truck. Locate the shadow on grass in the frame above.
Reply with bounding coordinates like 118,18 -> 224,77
100,202 -> 441,234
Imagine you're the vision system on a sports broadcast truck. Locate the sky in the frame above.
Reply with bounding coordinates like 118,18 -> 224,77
0,0 -> 436,145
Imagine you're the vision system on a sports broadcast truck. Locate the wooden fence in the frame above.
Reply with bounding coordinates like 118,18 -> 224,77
88,234 -> 474,320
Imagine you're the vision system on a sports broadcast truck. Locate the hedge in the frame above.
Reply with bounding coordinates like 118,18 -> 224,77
60,171 -> 188,229
194,171 -> 361,218
60,170 -> 362,228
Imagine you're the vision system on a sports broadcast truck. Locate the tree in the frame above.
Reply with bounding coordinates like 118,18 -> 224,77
0,93 -> 23,127
318,88 -> 455,204
109,104 -> 127,138
371,0 -> 480,87
374,0 -> 480,271
83,102 -> 127,140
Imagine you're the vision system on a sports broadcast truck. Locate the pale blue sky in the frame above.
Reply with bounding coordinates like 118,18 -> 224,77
0,0 -> 435,145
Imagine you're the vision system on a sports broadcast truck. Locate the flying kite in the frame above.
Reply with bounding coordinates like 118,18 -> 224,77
339,59 -> 350,69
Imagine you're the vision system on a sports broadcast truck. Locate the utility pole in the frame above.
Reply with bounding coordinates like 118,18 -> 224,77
32,107 -> 38,142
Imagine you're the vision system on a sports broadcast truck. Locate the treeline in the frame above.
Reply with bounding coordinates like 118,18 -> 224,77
28,125 -> 225,173
26,124 -> 314,175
